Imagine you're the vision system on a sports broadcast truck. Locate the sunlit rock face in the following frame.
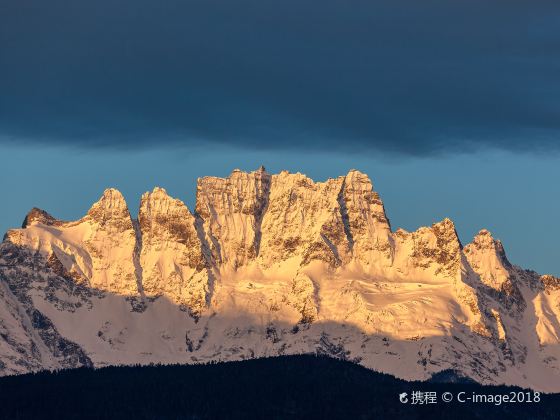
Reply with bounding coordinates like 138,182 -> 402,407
0,168 -> 559,392
195,166 -> 271,269
464,229 -> 513,291
138,187 -> 209,315
339,169 -> 393,268
258,171 -> 350,268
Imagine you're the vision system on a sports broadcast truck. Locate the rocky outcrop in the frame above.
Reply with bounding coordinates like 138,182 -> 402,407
21,208 -> 62,228
465,229 -> 512,291
392,218 -> 463,280
139,187 -> 209,314
78,189 -> 139,295
259,171 -> 349,267
464,229 -> 525,313
195,167 -> 271,268
339,170 -> 393,266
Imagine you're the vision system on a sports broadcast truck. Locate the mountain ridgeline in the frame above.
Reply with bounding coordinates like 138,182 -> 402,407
0,168 -> 559,391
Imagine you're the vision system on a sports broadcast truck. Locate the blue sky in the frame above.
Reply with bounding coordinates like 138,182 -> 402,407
1,0 -> 559,274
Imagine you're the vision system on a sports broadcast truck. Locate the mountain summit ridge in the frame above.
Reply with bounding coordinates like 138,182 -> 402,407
0,168 -> 559,391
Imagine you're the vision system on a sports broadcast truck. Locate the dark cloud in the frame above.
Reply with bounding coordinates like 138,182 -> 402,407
1,0 -> 559,155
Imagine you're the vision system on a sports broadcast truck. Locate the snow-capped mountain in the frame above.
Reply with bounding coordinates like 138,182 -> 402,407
0,168 -> 559,391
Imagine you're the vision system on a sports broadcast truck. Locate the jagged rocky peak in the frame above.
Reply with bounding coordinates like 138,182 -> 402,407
139,187 -> 194,227
196,166 -> 272,217
395,217 -> 459,244
92,187 -> 128,209
192,168 -> 397,268
464,229 -> 514,291
467,229 -> 511,264
138,187 -> 207,311
340,169 -> 393,262
195,167 -> 272,267
258,170 -> 351,267
432,218 -> 462,246
343,169 -> 375,190
433,218 -> 463,271
138,187 -> 202,260
85,188 -> 132,230
76,188 -> 138,295
464,229 -> 511,267
21,207 -> 60,228
397,218 -> 463,278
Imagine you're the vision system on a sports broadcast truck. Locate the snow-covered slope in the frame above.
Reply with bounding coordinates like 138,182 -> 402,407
0,168 -> 559,391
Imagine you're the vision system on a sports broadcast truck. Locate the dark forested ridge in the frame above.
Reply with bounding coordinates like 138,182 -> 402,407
0,355 -> 558,419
